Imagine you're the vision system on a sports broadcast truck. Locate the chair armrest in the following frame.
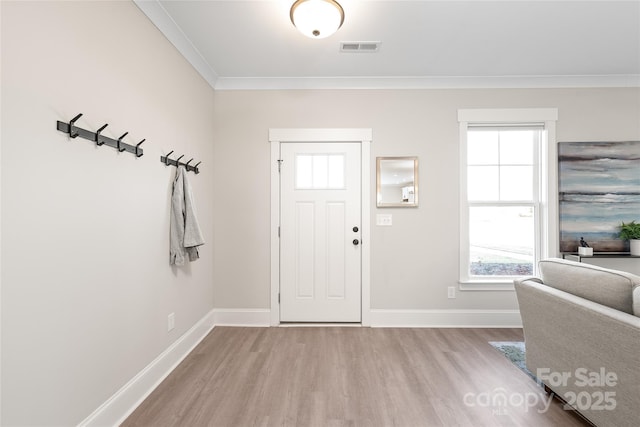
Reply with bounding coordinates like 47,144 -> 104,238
514,276 -> 543,286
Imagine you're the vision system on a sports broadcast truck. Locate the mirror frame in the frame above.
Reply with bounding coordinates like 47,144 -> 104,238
376,156 -> 419,208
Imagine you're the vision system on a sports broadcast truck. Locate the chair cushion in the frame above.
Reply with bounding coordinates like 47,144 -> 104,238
538,258 -> 640,315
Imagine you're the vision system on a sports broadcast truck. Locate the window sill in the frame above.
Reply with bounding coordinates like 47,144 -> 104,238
458,281 -> 516,291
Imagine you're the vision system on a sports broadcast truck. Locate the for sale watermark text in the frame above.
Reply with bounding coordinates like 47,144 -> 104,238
537,367 -> 617,411
463,367 -> 618,415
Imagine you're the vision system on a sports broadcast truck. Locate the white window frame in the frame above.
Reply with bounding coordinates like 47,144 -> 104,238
458,108 -> 558,290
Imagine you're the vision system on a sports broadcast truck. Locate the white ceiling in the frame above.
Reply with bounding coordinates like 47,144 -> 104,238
135,0 -> 640,90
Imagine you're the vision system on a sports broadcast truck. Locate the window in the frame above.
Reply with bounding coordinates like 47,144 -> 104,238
467,127 -> 539,277
458,109 -> 558,288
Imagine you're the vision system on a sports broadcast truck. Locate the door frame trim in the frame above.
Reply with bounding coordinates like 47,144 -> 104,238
269,128 -> 372,326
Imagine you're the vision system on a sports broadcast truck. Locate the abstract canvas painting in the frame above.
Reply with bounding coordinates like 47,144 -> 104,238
558,141 -> 640,252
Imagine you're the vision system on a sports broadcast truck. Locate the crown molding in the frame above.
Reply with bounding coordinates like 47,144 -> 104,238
134,0 -> 219,89
214,74 -> 640,91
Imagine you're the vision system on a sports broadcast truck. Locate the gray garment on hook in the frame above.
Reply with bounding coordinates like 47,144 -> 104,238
170,166 -> 205,265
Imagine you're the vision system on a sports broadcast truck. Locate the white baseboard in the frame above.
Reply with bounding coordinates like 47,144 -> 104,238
370,309 -> 523,328
212,308 -> 522,328
212,308 -> 271,326
78,309 -> 215,427
79,307 -> 519,425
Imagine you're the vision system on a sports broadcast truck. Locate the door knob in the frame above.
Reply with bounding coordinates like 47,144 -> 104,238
353,226 -> 359,232
353,239 -> 360,246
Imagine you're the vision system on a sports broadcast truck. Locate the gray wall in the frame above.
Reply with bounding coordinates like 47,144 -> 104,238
1,1 -> 215,425
211,88 -> 640,310
2,1 -> 640,425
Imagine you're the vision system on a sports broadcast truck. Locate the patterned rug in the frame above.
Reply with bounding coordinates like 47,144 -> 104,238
489,341 -> 538,382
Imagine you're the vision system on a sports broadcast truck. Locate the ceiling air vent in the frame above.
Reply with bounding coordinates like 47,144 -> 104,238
340,41 -> 381,53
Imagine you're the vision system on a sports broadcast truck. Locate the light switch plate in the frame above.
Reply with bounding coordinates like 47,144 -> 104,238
376,214 -> 392,226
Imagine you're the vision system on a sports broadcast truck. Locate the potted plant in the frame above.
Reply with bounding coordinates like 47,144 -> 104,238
619,221 -> 640,256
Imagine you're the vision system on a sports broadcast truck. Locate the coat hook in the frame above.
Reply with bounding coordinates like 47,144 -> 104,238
176,155 -> 184,165
165,150 -> 174,165
95,124 -> 108,146
69,113 -> 83,138
135,139 -> 145,157
185,158 -> 194,168
117,132 -> 128,152
194,161 -> 202,174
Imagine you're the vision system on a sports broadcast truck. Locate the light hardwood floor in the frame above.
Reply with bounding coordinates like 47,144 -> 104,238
123,327 -> 590,427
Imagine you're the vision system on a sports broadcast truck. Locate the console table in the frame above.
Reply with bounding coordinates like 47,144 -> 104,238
561,252 -> 640,275
562,252 -> 640,262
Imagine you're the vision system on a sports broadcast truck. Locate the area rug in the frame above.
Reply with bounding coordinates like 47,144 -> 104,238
489,341 -> 538,383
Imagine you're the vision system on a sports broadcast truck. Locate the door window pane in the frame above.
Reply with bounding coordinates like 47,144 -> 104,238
296,155 -> 313,188
296,154 -> 345,189
327,155 -> 345,188
312,155 -> 328,188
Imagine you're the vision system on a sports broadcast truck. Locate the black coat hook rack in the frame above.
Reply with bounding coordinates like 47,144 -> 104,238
56,113 -> 146,157
161,151 -> 201,174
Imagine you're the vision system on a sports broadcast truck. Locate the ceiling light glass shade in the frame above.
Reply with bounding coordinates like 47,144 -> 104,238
290,0 -> 345,39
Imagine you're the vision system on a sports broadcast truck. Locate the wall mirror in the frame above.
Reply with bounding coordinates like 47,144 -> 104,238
376,156 -> 419,207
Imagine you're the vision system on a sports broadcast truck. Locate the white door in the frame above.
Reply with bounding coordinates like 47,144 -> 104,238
280,142 -> 362,322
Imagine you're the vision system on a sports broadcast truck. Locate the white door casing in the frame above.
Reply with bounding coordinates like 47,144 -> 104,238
280,142 -> 361,322
269,129 -> 372,326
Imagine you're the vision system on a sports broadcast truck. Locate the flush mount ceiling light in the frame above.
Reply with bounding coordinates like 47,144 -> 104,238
290,0 -> 345,39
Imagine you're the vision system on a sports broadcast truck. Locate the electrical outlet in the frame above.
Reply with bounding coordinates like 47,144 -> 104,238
167,313 -> 175,331
448,287 -> 456,299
